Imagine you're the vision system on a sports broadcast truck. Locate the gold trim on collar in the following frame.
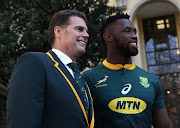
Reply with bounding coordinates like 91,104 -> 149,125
103,59 -> 136,70
46,52 -> 94,128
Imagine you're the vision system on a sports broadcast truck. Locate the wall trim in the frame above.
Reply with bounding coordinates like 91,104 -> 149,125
130,0 -> 180,21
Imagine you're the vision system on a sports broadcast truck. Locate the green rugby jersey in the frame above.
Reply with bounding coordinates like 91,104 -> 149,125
82,59 -> 165,128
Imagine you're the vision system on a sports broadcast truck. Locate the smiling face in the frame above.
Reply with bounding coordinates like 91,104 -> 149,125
109,19 -> 138,57
54,16 -> 89,61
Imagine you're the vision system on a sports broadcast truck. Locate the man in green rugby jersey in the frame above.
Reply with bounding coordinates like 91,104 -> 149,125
82,13 -> 172,128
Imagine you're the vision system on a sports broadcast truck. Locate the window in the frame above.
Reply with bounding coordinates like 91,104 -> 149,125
143,14 -> 180,127
143,15 -> 180,74
115,0 -> 127,9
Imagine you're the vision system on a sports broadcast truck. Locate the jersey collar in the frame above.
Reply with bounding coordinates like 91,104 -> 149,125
102,59 -> 136,70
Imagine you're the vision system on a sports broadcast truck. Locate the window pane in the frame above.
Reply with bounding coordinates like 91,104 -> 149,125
146,53 -> 156,65
146,38 -> 155,52
168,35 -> 178,49
156,50 -> 170,64
149,63 -> 180,74
148,65 -> 159,74
155,43 -> 168,50
171,63 -> 180,73
170,49 -> 180,62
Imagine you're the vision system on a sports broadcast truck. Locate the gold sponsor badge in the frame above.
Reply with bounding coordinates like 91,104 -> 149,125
108,97 -> 147,114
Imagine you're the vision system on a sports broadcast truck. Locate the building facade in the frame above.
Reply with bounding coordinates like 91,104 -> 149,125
109,0 -> 180,127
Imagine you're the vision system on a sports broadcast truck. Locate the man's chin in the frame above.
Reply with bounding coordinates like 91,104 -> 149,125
126,49 -> 138,56
123,47 -> 138,56
131,50 -> 138,56
79,49 -> 86,56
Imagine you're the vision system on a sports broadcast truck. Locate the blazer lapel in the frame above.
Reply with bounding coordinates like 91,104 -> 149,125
48,51 -> 85,102
83,79 -> 94,124
46,50 -> 94,128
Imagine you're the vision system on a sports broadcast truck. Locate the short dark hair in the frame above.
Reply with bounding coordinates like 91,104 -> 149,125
100,13 -> 130,42
48,9 -> 87,46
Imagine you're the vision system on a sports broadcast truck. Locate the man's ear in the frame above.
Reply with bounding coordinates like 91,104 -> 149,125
103,33 -> 113,42
54,26 -> 62,38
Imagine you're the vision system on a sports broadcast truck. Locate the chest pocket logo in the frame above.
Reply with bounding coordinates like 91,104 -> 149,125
140,76 -> 150,88
121,84 -> 132,95
95,75 -> 109,88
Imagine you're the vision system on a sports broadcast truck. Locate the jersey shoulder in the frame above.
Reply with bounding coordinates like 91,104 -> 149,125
82,63 -> 107,89
82,63 -> 105,76
135,66 -> 162,88
135,66 -> 158,78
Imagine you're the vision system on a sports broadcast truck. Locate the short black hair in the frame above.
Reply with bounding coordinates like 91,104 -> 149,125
100,13 -> 130,42
48,9 -> 87,46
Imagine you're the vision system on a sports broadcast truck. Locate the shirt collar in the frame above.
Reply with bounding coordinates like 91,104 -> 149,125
52,48 -> 73,65
102,59 -> 136,70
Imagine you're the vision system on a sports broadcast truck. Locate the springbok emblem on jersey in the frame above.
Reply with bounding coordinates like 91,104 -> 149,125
139,76 -> 150,88
95,75 -> 109,88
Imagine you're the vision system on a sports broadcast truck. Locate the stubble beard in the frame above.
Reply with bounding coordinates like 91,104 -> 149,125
114,37 -> 138,57
121,46 -> 138,57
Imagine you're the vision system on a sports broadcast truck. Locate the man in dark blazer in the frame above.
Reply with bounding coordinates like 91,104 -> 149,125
7,9 -> 94,128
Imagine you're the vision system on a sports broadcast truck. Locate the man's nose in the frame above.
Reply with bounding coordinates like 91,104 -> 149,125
84,31 -> 89,38
131,32 -> 137,40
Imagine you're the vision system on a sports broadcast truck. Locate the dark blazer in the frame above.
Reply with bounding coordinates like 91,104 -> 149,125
7,50 -> 94,128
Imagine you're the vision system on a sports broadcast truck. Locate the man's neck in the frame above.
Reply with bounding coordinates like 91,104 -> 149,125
106,56 -> 132,65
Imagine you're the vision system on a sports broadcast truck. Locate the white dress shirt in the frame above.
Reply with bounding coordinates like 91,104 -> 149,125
52,48 -> 89,107
52,48 -> 74,77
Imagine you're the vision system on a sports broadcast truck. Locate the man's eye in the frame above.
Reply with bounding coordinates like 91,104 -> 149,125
76,28 -> 83,31
126,29 -> 130,32
134,31 -> 137,34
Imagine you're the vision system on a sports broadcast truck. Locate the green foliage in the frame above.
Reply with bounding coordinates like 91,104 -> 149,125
0,0 -> 121,86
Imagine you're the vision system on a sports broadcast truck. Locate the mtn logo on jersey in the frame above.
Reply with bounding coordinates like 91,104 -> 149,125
139,76 -> 150,88
94,75 -> 109,88
108,97 -> 147,114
